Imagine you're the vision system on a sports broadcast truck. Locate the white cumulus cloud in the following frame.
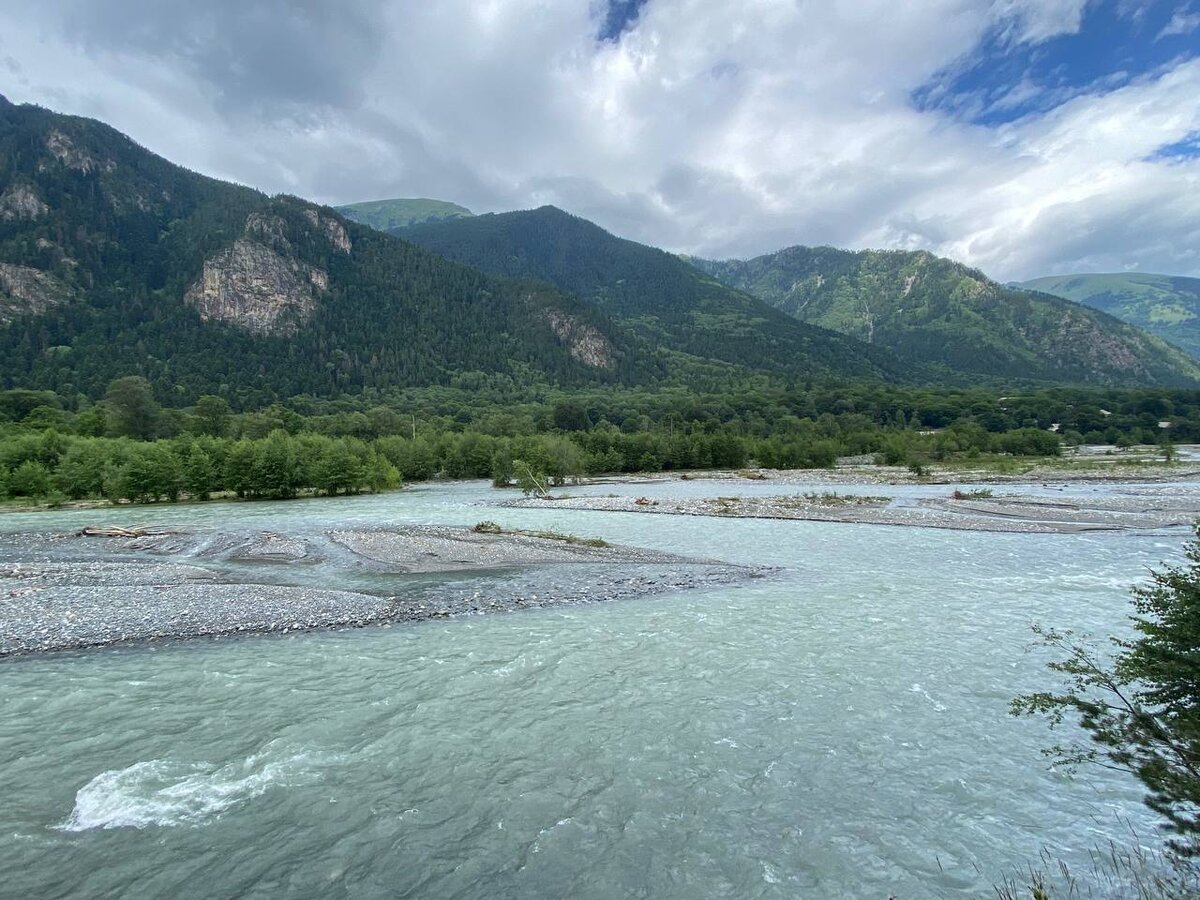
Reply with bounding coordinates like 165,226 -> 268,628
0,0 -> 1196,281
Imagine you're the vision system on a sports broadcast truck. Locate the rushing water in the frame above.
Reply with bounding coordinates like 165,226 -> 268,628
0,479 -> 1190,898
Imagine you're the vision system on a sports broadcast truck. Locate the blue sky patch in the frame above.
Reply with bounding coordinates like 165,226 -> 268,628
912,0 -> 1199,126
1149,130 -> 1200,161
597,0 -> 650,42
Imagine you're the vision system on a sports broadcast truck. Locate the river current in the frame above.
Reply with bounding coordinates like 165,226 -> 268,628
0,479 -> 1189,898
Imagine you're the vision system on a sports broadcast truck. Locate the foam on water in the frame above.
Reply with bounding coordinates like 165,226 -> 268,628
909,682 -> 948,712
59,743 -> 331,831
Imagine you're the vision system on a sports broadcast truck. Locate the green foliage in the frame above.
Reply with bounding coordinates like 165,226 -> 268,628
1013,527 -> 1200,856
1021,273 -> 1200,361
193,396 -> 232,438
512,459 -> 550,497
7,460 -> 50,497
0,101 -> 641,404
336,197 -> 474,231
696,249 -> 1200,387
182,446 -> 216,500
104,376 -> 160,440
253,430 -> 301,498
994,427 -> 1062,457
56,439 -> 114,498
6,372 -> 1200,508
0,389 -> 60,421
402,206 -> 902,381
552,399 -> 591,431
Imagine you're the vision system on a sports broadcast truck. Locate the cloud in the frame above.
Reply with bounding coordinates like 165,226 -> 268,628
50,0 -> 387,114
0,0 -> 1196,281
1157,8 -> 1200,39
991,0 -> 1089,44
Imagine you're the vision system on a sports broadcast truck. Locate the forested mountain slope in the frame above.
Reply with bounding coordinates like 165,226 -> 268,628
1019,272 -> 1200,360
0,96 -> 646,404
693,247 -> 1200,387
400,206 -> 904,381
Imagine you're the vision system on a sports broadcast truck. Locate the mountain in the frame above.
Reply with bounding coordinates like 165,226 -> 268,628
399,206 -> 903,380
1018,273 -> 1200,360
0,96 -> 641,404
694,247 -> 1200,387
336,198 -> 474,231
5,95 -> 1188,409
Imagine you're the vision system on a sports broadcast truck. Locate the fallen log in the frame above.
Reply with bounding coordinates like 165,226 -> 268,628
76,525 -> 175,538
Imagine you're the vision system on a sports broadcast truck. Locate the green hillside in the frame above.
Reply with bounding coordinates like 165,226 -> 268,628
336,198 -> 474,231
401,207 -> 904,381
1019,272 -> 1200,359
0,97 -> 640,404
694,247 -> 1200,387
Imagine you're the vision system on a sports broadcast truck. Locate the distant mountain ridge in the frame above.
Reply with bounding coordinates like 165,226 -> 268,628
693,247 -> 1200,387
3,93 -> 1195,404
399,206 -> 904,382
336,197 -> 474,231
1018,273 -> 1200,360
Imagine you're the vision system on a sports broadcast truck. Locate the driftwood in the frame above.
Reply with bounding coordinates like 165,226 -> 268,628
76,525 -> 176,538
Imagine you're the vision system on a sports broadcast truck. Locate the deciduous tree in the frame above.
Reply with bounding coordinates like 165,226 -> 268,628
1014,527 -> 1200,857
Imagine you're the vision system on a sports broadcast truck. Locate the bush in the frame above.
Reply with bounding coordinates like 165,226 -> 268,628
1014,525 -> 1200,857
8,460 -> 52,497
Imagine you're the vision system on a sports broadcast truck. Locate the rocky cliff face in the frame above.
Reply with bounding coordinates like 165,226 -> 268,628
185,238 -> 324,336
184,208 -> 352,336
42,130 -> 114,175
0,184 -> 48,221
303,208 -> 352,254
0,263 -> 74,321
542,309 -> 614,368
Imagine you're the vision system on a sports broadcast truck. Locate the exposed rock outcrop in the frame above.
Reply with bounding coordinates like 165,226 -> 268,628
185,238 -> 324,336
0,263 -> 74,321
303,208 -> 352,253
542,309 -> 614,368
245,213 -> 292,252
0,184 -> 48,221
183,209 -> 345,336
42,130 -> 114,174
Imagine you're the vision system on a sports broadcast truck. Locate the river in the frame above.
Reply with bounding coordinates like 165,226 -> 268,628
0,478 -> 1189,898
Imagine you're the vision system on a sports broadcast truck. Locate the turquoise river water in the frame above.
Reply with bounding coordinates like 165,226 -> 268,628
0,478 -> 1191,898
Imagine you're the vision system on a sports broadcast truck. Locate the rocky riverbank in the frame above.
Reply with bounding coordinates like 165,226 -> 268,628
503,487 -> 1200,534
0,525 -> 762,657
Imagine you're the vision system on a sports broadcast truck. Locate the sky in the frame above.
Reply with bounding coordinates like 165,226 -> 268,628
0,0 -> 1197,281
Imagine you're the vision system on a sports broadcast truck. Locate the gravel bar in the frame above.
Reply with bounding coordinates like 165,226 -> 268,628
502,490 -> 1200,534
0,525 -> 763,657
